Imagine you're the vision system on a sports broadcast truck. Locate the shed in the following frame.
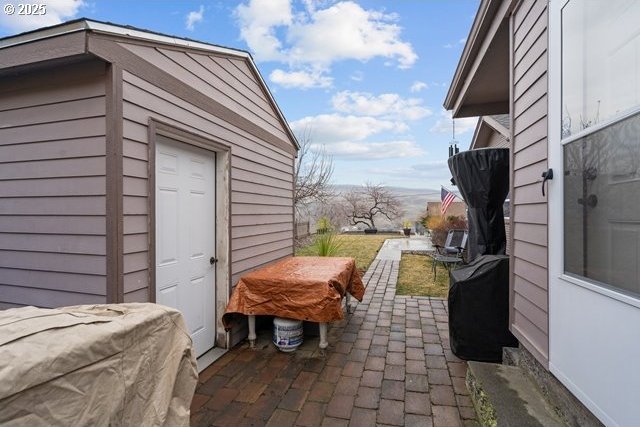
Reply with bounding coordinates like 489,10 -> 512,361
0,19 -> 299,361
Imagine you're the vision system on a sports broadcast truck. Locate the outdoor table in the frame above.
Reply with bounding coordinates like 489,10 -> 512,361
431,255 -> 464,279
222,256 -> 365,350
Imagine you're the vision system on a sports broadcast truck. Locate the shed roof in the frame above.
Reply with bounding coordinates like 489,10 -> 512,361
0,18 -> 299,153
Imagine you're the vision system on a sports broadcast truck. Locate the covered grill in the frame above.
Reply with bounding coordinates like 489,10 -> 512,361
447,148 -> 517,362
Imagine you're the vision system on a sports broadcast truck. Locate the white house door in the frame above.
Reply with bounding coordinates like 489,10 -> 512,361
548,1 -> 640,426
155,135 -> 216,357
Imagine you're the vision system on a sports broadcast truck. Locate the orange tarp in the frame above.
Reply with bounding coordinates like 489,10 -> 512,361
223,256 -> 364,327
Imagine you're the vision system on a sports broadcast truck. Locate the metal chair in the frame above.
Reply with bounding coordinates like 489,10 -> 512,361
431,229 -> 468,279
434,229 -> 468,257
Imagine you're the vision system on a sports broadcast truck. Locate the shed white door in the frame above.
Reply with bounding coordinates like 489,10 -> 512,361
155,136 -> 216,357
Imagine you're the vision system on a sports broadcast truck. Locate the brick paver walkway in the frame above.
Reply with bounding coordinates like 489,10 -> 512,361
191,259 -> 478,427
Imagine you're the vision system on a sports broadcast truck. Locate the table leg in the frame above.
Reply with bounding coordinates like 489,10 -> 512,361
319,322 -> 328,350
248,315 -> 256,348
345,293 -> 351,314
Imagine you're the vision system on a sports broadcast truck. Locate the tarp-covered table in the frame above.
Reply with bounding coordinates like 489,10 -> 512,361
223,256 -> 365,349
0,303 -> 198,427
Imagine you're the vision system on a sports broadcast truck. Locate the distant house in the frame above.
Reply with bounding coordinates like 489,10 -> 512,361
445,0 -> 639,425
0,19 -> 298,368
425,201 -> 467,219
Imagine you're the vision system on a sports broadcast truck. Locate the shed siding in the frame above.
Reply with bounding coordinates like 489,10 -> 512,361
510,0 -> 549,365
120,43 -> 289,142
0,60 -> 108,308
119,41 -> 295,312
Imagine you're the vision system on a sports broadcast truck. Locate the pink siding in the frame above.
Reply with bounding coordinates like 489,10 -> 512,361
510,0 -> 549,366
0,60 -> 108,308
118,41 -> 295,324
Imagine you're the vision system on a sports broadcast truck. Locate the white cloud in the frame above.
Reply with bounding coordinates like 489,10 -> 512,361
286,1 -> 417,69
350,71 -> 364,82
270,68 -> 332,89
291,113 -> 406,142
318,140 -> 424,159
235,0 -> 417,88
186,5 -> 205,31
291,113 -> 421,160
0,0 -> 84,32
235,0 -> 293,62
430,109 -> 478,135
368,160 -> 451,179
443,37 -> 467,49
410,81 -> 428,93
365,160 -> 457,189
331,91 -> 431,121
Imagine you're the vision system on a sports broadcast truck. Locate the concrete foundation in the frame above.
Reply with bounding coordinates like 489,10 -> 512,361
502,347 -> 604,427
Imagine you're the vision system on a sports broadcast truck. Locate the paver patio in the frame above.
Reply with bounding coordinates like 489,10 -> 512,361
191,257 -> 478,427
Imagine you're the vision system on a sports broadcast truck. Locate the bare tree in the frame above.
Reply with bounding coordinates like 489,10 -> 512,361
314,198 -> 349,230
294,128 -> 334,216
343,183 -> 402,229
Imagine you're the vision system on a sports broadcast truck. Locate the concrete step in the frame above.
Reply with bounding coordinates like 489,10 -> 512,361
466,361 -> 567,427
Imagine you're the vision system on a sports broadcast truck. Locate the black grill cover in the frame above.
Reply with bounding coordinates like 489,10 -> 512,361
448,255 -> 518,362
448,148 -> 509,261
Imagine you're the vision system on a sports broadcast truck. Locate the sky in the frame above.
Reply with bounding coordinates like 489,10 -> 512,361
0,0 -> 480,190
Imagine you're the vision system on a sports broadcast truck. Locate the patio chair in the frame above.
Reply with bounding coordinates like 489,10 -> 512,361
431,229 -> 468,279
434,229 -> 468,258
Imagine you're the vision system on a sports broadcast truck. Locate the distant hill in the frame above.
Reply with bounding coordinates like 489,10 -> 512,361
298,184 -> 461,228
331,185 -> 443,223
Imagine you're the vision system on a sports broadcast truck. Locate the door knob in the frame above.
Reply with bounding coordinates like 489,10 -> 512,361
210,257 -> 217,265
541,169 -> 553,196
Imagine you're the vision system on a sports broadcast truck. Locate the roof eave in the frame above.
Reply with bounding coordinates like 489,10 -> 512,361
469,117 -> 486,150
443,0 -> 494,111
444,0 -> 515,119
0,18 -> 299,151
483,115 -> 510,139
0,19 -> 88,49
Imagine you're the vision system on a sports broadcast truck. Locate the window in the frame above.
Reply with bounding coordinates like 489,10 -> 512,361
562,0 -> 640,297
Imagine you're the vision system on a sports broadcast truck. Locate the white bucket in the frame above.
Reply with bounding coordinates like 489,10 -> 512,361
272,317 -> 303,352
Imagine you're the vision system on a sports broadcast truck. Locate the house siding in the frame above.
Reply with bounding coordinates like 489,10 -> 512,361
117,41 -> 295,323
510,0 -> 549,366
486,130 -> 509,148
0,60 -> 108,308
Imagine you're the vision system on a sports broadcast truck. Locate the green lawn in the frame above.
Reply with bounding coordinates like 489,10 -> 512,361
296,234 -> 449,298
396,254 -> 450,298
295,234 -> 398,272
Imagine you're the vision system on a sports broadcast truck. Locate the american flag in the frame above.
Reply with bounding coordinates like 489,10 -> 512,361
441,187 -> 457,215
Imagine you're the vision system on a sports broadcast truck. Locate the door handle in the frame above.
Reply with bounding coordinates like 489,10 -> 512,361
541,168 -> 553,196
210,257 -> 217,265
